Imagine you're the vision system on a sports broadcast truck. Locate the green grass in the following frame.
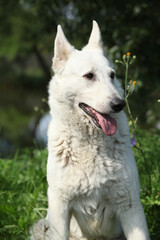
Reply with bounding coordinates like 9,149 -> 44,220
0,129 -> 160,240
0,149 -> 48,240
132,129 -> 160,239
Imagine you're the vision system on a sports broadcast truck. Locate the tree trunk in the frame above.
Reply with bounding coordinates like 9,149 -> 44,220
33,45 -> 51,81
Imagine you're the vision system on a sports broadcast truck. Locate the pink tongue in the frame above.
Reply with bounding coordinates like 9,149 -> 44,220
95,112 -> 117,136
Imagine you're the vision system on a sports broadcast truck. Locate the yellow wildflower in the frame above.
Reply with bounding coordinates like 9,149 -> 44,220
127,52 -> 131,56
133,81 -> 136,85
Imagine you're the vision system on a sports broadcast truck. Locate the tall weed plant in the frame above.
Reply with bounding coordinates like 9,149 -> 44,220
115,53 -> 160,239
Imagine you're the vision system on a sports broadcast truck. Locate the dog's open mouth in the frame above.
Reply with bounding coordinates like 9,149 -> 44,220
79,103 -> 117,136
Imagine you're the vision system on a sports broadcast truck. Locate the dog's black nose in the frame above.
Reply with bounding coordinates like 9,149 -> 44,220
110,98 -> 126,113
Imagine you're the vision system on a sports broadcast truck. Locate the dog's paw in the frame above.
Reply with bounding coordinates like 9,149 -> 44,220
30,219 -> 52,240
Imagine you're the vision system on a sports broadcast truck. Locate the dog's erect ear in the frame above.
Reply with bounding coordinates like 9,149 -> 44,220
53,25 -> 75,73
83,20 -> 102,50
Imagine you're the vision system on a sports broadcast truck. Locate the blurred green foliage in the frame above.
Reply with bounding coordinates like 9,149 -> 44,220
0,0 -> 160,126
0,0 -> 160,155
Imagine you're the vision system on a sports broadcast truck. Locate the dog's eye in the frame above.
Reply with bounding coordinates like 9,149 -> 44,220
83,72 -> 94,80
110,71 -> 115,80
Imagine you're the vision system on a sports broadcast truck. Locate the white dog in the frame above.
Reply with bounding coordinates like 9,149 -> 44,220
30,21 -> 150,240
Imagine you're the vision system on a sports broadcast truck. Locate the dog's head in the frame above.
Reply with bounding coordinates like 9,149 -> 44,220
50,21 -> 125,136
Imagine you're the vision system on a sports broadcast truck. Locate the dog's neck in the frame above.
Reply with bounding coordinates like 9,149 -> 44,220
49,102 -> 130,152
50,105 -> 101,139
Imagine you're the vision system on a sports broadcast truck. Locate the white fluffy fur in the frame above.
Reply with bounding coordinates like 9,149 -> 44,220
30,21 -> 150,240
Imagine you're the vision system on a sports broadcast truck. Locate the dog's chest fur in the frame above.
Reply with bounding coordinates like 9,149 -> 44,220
48,120 -> 131,203
47,123 -> 130,238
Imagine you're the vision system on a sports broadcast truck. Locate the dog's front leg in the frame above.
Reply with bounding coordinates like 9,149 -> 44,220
119,202 -> 150,240
47,187 -> 70,240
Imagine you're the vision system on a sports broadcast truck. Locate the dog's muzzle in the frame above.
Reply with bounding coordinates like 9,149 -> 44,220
110,98 -> 126,113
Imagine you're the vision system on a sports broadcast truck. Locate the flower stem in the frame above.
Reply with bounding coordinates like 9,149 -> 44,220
124,61 -> 151,191
124,64 -> 128,100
